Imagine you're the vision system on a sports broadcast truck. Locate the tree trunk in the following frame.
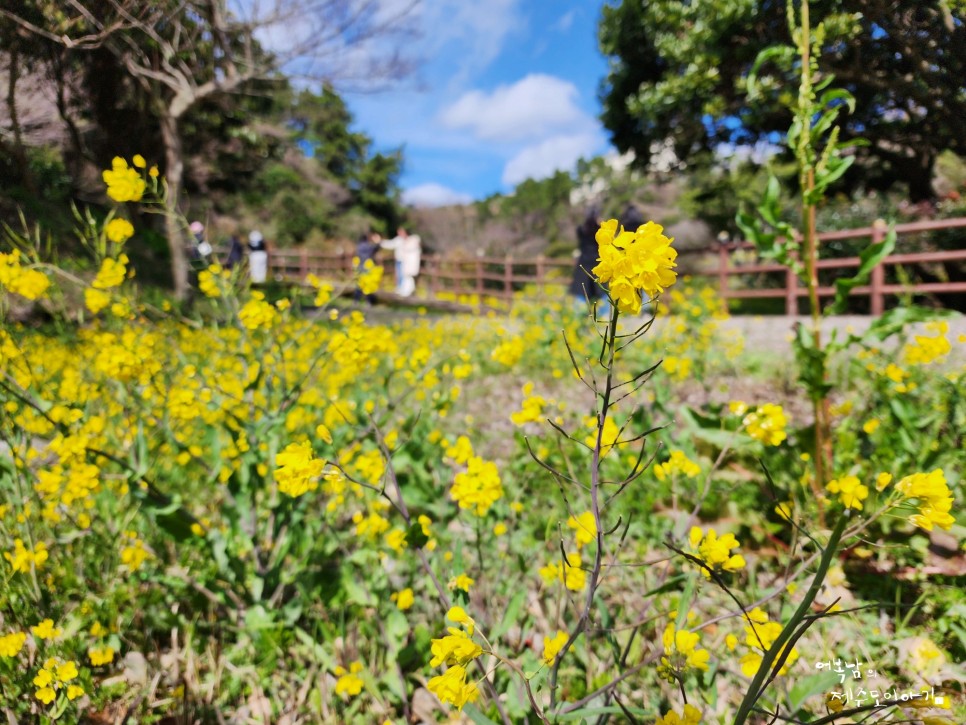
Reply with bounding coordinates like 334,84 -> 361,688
159,113 -> 190,299
5,44 -> 35,193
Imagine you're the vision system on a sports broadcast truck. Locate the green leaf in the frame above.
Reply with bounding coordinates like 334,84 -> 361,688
829,227 -> 895,314
462,704 -> 500,724
788,671 -> 841,713
489,589 -> 526,641
556,705 -> 653,720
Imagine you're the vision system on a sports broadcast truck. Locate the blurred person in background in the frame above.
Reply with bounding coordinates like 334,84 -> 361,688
248,230 -> 268,284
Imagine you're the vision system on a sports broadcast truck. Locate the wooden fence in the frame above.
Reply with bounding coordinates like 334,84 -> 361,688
260,217 -> 966,314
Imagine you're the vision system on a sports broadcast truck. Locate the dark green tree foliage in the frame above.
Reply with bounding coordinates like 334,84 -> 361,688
599,0 -> 966,201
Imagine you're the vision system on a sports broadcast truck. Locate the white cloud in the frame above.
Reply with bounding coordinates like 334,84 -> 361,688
440,74 -> 588,143
554,9 -> 577,32
502,133 -> 603,186
402,183 -> 474,207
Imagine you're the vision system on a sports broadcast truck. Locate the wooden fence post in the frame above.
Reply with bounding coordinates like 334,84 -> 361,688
717,242 -> 729,303
503,256 -> 513,309
428,257 -> 438,298
785,267 -> 798,315
536,255 -> 545,293
870,219 -> 886,315
475,258 -> 484,313
299,248 -> 308,280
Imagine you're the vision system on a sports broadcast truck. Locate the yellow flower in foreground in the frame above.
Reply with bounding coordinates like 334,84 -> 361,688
103,157 -> 146,202
5,539 -> 48,573
31,619 -> 62,640
896,469 -> 955,531
427,664 -> 479,711
654,450 -> 701,481
658,623 -> 710,681
88,646 -> 115,666
446,606 -> 476,635
357,259 -> 383,295
105,218 -> 135,244
392,587 -> 415,611
451,456 -> 503,516
539,552 -> 586,591
567,511 -> 597,549
448,573 -> 475,593
656,704 -> 703,725
742,403 -> 788,446
0,631 -> 26,658
238,291 -> 278,330
85,287 -> 111,314
738,608 -> 799,677
542,630 -> 569,666
92,255 -> 129,290
825,475 -> 869,511
430,628 -> 482,667
333,661 -> 364,698
592,219 -> 678,313
274,441 -> 325,498
688,527 -> 746,577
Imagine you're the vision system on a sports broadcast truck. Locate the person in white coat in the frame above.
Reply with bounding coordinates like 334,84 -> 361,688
398,233 -> 421,297
248,230 -> 268,284
381,227 -> 421,296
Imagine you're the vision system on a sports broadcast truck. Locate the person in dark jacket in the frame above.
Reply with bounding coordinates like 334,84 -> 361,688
622,202 -> 644,232
569,207 -> 609,315
225,234 -> 245,269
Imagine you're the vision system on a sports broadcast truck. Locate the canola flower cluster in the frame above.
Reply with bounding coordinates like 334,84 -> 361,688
895,469 -> 955,531
427,607 -> 482,711
688,526 -> 746,578
731,401 -> 788,446
658,620 -> 710,682
592,218 -> 678,314
0,249 -> 51,300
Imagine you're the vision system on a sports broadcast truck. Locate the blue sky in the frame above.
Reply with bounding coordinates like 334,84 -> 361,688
345,1 -> 612,206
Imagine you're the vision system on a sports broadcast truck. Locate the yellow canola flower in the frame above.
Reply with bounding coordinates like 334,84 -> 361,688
102,157 -> 146,202
742,403 -> 788,446
5,538 -> 48,573
444,435 -> 474,464
738,608 -> 799,677
825,475 -> 869,511
105,218 -> 135,244
274,441 -> 325,498
88,646 -> 115,666
542,630 -> 569,666
84,287 -> 111,314
451,456 -> 503,516
238,291 -> 278,330
0,631 -> 27,658
92,255 -> 129,290
333,661 -> 364,698
427,664 -> 479,711
446,606 -> 476,635
655,704 -> 703,725
391,588 -> 414,611
31,619 -> 62,640
567,511 -> 597,549
658,623 -> 710,681
896,469 -> 955,531
356,259 -> 383,295
429,628 -> 483,667
448,573 -> 475,593
591,219 -> 678,314
539,552 -> 586,591
654,450 -> 701,481
688,527 -> 746,577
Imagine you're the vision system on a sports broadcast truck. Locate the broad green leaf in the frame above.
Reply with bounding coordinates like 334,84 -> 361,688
829,226 -> 895,314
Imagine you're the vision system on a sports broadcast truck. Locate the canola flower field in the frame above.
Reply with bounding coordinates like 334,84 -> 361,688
0,158 -> 964,724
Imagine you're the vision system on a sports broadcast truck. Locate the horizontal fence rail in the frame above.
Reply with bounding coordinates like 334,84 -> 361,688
236,217 -> 966,315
